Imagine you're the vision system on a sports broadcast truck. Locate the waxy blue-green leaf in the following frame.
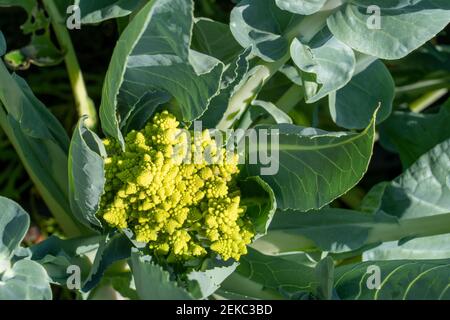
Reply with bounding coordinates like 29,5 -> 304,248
0,32 -> 5,56
187,259 -> 238,299
121,90 -> 171,133
100,0 -> 223,145
379,99 -> 450,168
192,18 -> 244,65
199,48 -> 251,128
0,58 -> 85,236
245,111 -> 377,211
130,250 -> 193,300
291,28 -> 355,103
362,138 -> 450,260
380,139 -> 450,220
230,0 -> 301,62
31,235 -> 101,285
0,259 -> 52,300
221,248 -> 316,299
68,117 -> 105,231
330,60 -> 394,129
239,176 -> 277,238
275,0 -> 327,15
327,1 -> 450,60
82,233 -> 132,292
0,197 -> 29,262
335,259 -> 450,300
74,0 -> 144,24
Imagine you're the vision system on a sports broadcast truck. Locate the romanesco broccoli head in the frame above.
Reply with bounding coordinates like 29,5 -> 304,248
99,111 -> 254,262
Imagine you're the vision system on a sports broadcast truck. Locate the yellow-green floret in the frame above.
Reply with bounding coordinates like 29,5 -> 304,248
98,111 -> 254,262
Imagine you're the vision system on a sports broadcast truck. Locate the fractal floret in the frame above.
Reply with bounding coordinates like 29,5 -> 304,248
98,111 -> 254,262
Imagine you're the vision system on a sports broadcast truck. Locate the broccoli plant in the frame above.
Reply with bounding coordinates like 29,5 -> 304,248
0,0 -> 450,300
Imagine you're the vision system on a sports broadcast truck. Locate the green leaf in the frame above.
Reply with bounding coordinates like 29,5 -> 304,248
327,1 -> 450,60
74,0 -> 144,24
0,197 -> 29,262
31,235 -> 102,286
335,259 -> 450,300
290,29 -> 355,103
362,138 -> 450,260
0,60 -> 85,236
187,259 -> 238,299
251,100 -> 292,124
99,0 -> 223,145
239,176 -> 276,238
330,60 -> 394,129
130,249 -> 193,300
275,0 -> 326,15
245,111 -> 377,211
252,208 -> 380,255
199,48 -> 251,128
364,235 -> 450,261
313,256 -> 335,300
379,139 -> 450,220
82,233 -> 132,292
68,117 -> 105,231
4,33 -> 64,70
0,32 -> 5,56
380,99 -> 450,168
230,0 -> 301,62
121,90 -> 171,133
220,248 -> 316,299
0,259 -> 52,300
192,18 -> 243,65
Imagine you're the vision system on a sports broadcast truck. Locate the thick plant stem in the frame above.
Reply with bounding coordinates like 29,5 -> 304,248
216,58 -> 288,130
251,212 -> 450,255
42,0 -> 98,129
409,88 -> 448,113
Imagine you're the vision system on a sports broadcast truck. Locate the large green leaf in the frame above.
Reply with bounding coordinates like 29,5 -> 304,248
245,112 -> 377,211
380,99 -> 450,168
82,233 -> 132,292
275,0 -> 326,15
0,259 -> 52,300
330,60 -> 394,129
290,28 -> 355,103
68,117 -> 105,231
379,139 -> 450,220
0,197 -> 29,262
327,1 -> 450,60
192,18 -> 243,65
230,0 -> 301,62
74,0 -> 144,24
362,138 -> 450,260
130,250 -> 193,300
220,248 -> 316,299
0,57 -> 85,236
31,235 -> 102,285
199,48 -> 250,128
99,0 -> 223,145
335,259 -> 450,300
